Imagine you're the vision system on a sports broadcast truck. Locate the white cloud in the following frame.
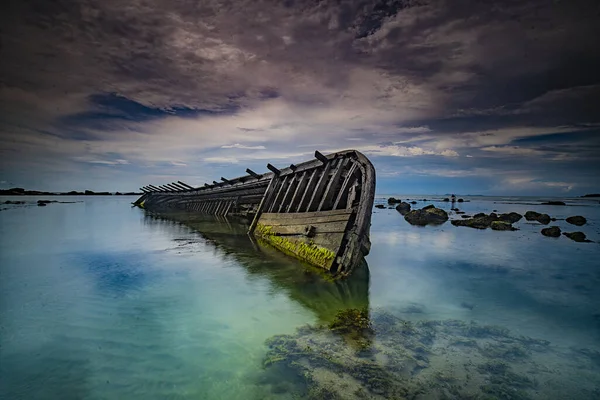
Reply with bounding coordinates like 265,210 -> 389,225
221,143 -> 266,150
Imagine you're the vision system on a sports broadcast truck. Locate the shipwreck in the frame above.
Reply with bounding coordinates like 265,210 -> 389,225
133,150 -> 375,277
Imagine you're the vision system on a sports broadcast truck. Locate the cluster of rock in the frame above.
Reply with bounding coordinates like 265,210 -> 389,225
451,212 -> 522,231
386,201 -> 594,242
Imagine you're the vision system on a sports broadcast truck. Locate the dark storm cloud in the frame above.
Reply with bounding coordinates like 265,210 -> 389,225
1,0 -> 599,192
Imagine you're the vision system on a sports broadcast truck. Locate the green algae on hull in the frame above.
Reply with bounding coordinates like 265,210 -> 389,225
255,223 -> 337,270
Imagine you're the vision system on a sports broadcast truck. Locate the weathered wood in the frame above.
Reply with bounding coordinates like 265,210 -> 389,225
267,163 -> 281,175
246,168 -> 262,179
296,168 -> 320,212
266,220 -> 350,235
268,175 -> 289,213
286,171 -> 308,212
261,208 -> 352,220
315,150 -> 328,165
260,213 -> 352,227
277,174 -> 298,213
248,176 -> 277,234
177,181 -> 195,190
332,163 -> 358,210
306,159 -> 336,211
221,177 -> 233,185
318,158 -> 349,211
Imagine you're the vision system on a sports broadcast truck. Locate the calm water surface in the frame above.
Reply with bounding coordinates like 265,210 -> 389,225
1,195 -> 599,399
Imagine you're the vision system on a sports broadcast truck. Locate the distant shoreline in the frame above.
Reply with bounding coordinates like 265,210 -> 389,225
0,188 -> 141,196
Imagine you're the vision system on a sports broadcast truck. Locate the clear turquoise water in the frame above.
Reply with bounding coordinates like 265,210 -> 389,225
1,195 -> 599,399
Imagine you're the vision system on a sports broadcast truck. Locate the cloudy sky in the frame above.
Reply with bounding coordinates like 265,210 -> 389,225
1,0 -> 599,195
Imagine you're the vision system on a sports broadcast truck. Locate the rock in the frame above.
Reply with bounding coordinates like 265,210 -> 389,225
443,198 -> 450,202
542,201 -> 566,206
563,232 -> 592,243
541,226 -> 561,237
456,211 -> 466,214
524,211 -> 551,224
566,216 -> 587,226
410,201 -> 417,205
37,200 -> 57,205
451,214 -> 499,229
422,204 -> 435,210
460,215 -> 472,218
457,198 -> 464,202
37,202 -> 47,206
536,214 -> 551,224
4,200 -> 25,204
492,209 -> 498,212
395,202 -> 411,215
387,197 -> 402,204
499,212 -> 523,224
451,208 -> 459,211
490,221 -> 517,231
375,204 -> 385,209
404,206 -> 449,226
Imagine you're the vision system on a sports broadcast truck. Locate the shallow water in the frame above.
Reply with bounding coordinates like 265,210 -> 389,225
1,195 -> 599,399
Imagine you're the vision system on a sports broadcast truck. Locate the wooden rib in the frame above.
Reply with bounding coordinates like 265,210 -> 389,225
261,209 -> 351,220
248,176 -> 278,233
318,158 -> 349,211
286,171 -> 308,213
268,175 -> 289,213
332,163 -> 358,210
278,174 -> 298,213
295,168 -> 319,212
306,159 -> 336,212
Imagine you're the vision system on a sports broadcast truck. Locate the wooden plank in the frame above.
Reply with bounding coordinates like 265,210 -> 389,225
332,163 -> 358,210
261,209 -> 352,220
318,158 -> 349,211
295,168 -> 319,212
267,220 -> 350,235
260,215 -> 351,227
278,174 -> 298,213
306,158 -> 336,211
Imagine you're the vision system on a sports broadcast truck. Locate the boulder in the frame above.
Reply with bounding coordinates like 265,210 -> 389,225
473,213 -> 486,218
422,204 -> 435,210
4,200 -> 25,204
499,212 -> 523,224
566,216 -> 587,226
525,211 -> 541,221
395,202 -> 411,215
443,198 -> 450,202
563,232 -> 592,243
387,197 -> 402,204
460,215 -> 472,218
524,211 -> 551,224
541,226 -> 561,237
457,198 -> 464,202
404,206 -> 449,226
536,214 -> 551,225
490,221 -> 517,231
456,211 -> 466,214
542,201 -> 566,206
410,201 -> 418,205
375,204 -> 385,209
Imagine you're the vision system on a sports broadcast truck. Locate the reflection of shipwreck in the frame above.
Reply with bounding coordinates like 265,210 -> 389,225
134,150 -> 375,277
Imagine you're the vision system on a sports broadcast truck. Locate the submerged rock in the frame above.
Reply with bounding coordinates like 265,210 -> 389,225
461,215 -> 472,218
443,198 -> 450,202
524,211 -> 551,224
452,213 -> 501,229
4,200 -> 25,204
490,221 -> 517,231
541,226 -> 561,237
566,216 -> 587,226
457,198 -> 464,202
375,204 -> 385,209
499,212 -> 523,224
395,202 -> 411,215
410,201 -> 417,205
404,206 -> 449,226
563,232 -> 592,243
542,201 -> 566,206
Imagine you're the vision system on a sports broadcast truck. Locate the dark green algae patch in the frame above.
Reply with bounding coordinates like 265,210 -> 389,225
261,309 -> 600,400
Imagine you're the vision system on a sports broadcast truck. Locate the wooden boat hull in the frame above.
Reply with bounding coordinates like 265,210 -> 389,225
134,150 -> 375,278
